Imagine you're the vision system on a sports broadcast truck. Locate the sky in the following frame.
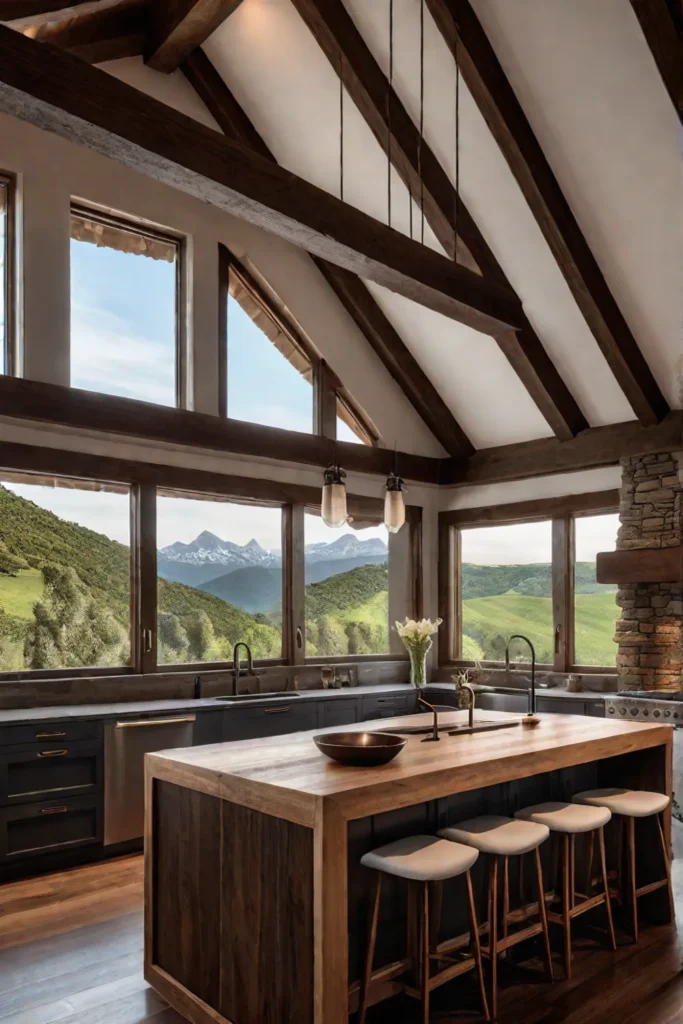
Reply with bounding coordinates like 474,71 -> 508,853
461,513 -> 619,565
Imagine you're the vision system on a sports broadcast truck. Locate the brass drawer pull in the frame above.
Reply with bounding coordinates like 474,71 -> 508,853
38,749 -> 68,758
114,716 -> 196,729
35,731 -> 66,740
40,806 -> 68,815
264,707 -> 291,714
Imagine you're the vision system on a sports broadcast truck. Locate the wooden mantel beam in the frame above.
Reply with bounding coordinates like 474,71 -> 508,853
0,25 -> 522,335
146,0 -> 245,74
426,0 -> 669,428
597,546 -> 683,585
289,0 -> 587,442
182,48 -> 474,458
630,0 -> 683,123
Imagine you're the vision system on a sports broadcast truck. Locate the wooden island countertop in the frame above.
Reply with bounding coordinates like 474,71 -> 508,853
144,711 -> 673,1024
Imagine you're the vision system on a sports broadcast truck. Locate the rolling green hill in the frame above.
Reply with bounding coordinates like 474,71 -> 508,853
305,563 -> 389,656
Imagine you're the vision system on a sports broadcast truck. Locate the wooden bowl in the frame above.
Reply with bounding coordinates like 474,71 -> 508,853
313,731 -> 406,766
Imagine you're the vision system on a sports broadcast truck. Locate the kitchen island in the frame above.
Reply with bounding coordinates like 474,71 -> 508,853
144,710 -> 673,1024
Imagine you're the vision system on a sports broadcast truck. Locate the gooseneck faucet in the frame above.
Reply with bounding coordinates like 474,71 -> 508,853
233,642 -> 255,696
505,634 -> 536,716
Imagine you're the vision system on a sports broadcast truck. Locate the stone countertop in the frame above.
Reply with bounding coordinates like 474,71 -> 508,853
428,682 -> 615,702
0,683 -> 414,726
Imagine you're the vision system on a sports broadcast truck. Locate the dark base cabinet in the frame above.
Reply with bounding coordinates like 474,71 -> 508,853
222,701 -> 320,742
0,795 -> 99,859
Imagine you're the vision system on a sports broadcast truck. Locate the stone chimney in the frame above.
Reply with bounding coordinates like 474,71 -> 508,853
614,453 -> 683,691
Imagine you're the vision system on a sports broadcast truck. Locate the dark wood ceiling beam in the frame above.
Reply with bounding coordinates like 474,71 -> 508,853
288,0 -> 587,441
183,48 -> 474,457
427,0 -> 670,428
441,411 -> 683,487
21,0 -> 148,64
145,0 -> 244,73
0,375 -> 441,483
630,0 -> 683,122
0,1 -> 94,18
0,26 -> 522,336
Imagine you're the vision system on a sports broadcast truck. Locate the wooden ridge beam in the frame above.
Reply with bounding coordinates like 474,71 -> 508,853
21,0 -> 148,64
289,0 -> 587,441
182,47 -> 474,457
427,0 -> 669,427
630,0 -> 683,122
0,25 -> 522,335
146,0 -> 245,73
441,411 -> 683,487
0,375 -> 441,483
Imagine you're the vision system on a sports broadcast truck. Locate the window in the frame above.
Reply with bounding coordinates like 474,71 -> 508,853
460,521 -> 554,664
0,174 -> 13,375
304,514 -> 389,656
574,513 -> 619,667
336,395 -> 374,445
0,473 -> 131,672
156,491 -> 283,665
70,206 -> 181,406
226,260 -> 313,433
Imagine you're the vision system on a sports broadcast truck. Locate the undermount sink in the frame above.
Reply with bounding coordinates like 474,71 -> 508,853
215,692 -> 302,703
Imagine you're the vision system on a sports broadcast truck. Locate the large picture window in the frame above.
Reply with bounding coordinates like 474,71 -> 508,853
304,514 -> 389,657
574,513 -> 619,667
156,491 -> 283,665
70,205 -> 182,407
460,521 -> 554,664
0,473 -> 131,672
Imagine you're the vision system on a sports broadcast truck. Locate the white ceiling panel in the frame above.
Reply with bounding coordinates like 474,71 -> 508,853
342,0 -> 639,427
471,0 -> 681,409
365,281 -> 553,448
100,57 -> 222,131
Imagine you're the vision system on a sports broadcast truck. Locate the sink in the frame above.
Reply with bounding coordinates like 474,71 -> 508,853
215,692 -> 302,703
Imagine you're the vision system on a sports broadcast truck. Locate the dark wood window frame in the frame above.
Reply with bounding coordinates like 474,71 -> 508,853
70,202 -> 188,409
438,490 -> 620,673
218,244 -> 378,445
0,170 -> 16,378
0,441 -> 421,681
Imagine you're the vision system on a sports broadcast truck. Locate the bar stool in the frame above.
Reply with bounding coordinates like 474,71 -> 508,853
515,802 -> 616,978
358,835 -> 490,1023
573,788 -> 674,942
439,816 -> 553,1019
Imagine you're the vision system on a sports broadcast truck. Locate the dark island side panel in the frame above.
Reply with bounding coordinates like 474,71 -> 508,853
152,780 -> 314,1024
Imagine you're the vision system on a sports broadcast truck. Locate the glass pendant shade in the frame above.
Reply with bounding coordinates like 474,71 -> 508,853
384,472 -> 405,533
321,465 -> 347,528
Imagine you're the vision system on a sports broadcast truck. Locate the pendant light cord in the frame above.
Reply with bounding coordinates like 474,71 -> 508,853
387,0 -> 393,228
454,30 -> 460,263
419,0 -> 425,245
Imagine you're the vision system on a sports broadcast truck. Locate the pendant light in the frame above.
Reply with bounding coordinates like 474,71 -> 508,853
384,446 -> 405,534
321,464 -> 347,528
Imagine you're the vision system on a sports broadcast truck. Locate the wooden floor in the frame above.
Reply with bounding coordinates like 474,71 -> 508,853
0,856 -> 681,1023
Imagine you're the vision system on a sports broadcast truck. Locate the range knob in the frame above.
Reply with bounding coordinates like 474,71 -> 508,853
675,712 -> 680,720
630,708 -> 639,716
608,707 -> 615,714
620,708 -> 627,715
654,710 -> 661,717
665,710 -> 671,717
643,709 -> 649,716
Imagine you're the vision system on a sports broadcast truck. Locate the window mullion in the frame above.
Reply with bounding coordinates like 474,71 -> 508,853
551,516 -> 573,672
284,503 -> 305,665
133,482 -> 158,674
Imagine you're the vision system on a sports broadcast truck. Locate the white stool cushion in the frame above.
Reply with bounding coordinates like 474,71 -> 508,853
573,788 -> 670,818
438,815 -> 550,856
361,835 -> 478,882
515,801 -> 611,834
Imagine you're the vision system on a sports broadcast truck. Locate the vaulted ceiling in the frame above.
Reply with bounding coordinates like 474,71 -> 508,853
1,0 -> 680,461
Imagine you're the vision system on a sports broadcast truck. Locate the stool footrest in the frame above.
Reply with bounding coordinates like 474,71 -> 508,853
548,890 -> 606,923
636,878 -> 669,898
485,920 -> 543,956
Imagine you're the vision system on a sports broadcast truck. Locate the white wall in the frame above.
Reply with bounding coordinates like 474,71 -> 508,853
439,467 -> 622,512
1,111 -> 444,457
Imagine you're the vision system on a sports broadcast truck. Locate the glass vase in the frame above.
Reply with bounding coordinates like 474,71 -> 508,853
408,640 -> 431,689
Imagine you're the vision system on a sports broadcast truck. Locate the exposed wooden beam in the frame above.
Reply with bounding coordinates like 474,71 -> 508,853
145,0 -> 244,73
0,375 -> 442,483
182,47 -> 474,457
597,545 -> 683,585
0,1 -> 95,18
0,26 -> 522,335
21,0 -> 148,64
442,411 -> 683,487
289,0 -> 587,441
427,0 -> 669,428
630,0 -> 683,122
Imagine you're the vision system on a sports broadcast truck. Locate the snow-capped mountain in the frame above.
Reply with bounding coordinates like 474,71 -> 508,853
304,535 -> 387,563
160,531 -> 281,570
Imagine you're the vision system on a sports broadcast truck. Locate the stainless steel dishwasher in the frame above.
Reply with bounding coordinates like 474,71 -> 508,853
104,714 -> 195,845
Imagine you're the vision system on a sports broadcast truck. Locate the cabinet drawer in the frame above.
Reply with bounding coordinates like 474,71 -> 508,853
537,698 -> 586,716
0,742 -> 101,805
0,720 -> 101,750
360,694 -> 414,721
320,700 -> 358,728
0,795 -> 100,859
224,703 -> 319,742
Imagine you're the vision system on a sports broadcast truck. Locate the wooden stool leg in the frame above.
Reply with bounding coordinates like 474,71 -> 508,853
465,869 -> 491,1022
627,816 -> 639,943
598,826 -> 617,951
488,856 -> 499,1019
359,873 -> 382,1024
586,829 -> 595,894
420,881 -> 430,1024
534,846 -> 553,981
502,856 -> 510,956
656,811 -> 676,925
562,834 -> 572,979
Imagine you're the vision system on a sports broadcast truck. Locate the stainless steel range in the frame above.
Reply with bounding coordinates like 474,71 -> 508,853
605,691 -> 683,858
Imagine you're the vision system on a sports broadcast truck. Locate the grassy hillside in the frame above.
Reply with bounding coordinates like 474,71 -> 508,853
305,563 -> 389,656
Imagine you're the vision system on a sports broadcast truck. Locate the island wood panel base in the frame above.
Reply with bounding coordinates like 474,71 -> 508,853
147,779 -> 314,1024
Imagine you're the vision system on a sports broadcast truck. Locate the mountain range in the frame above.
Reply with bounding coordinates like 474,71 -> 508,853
158,531 -> 388,611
